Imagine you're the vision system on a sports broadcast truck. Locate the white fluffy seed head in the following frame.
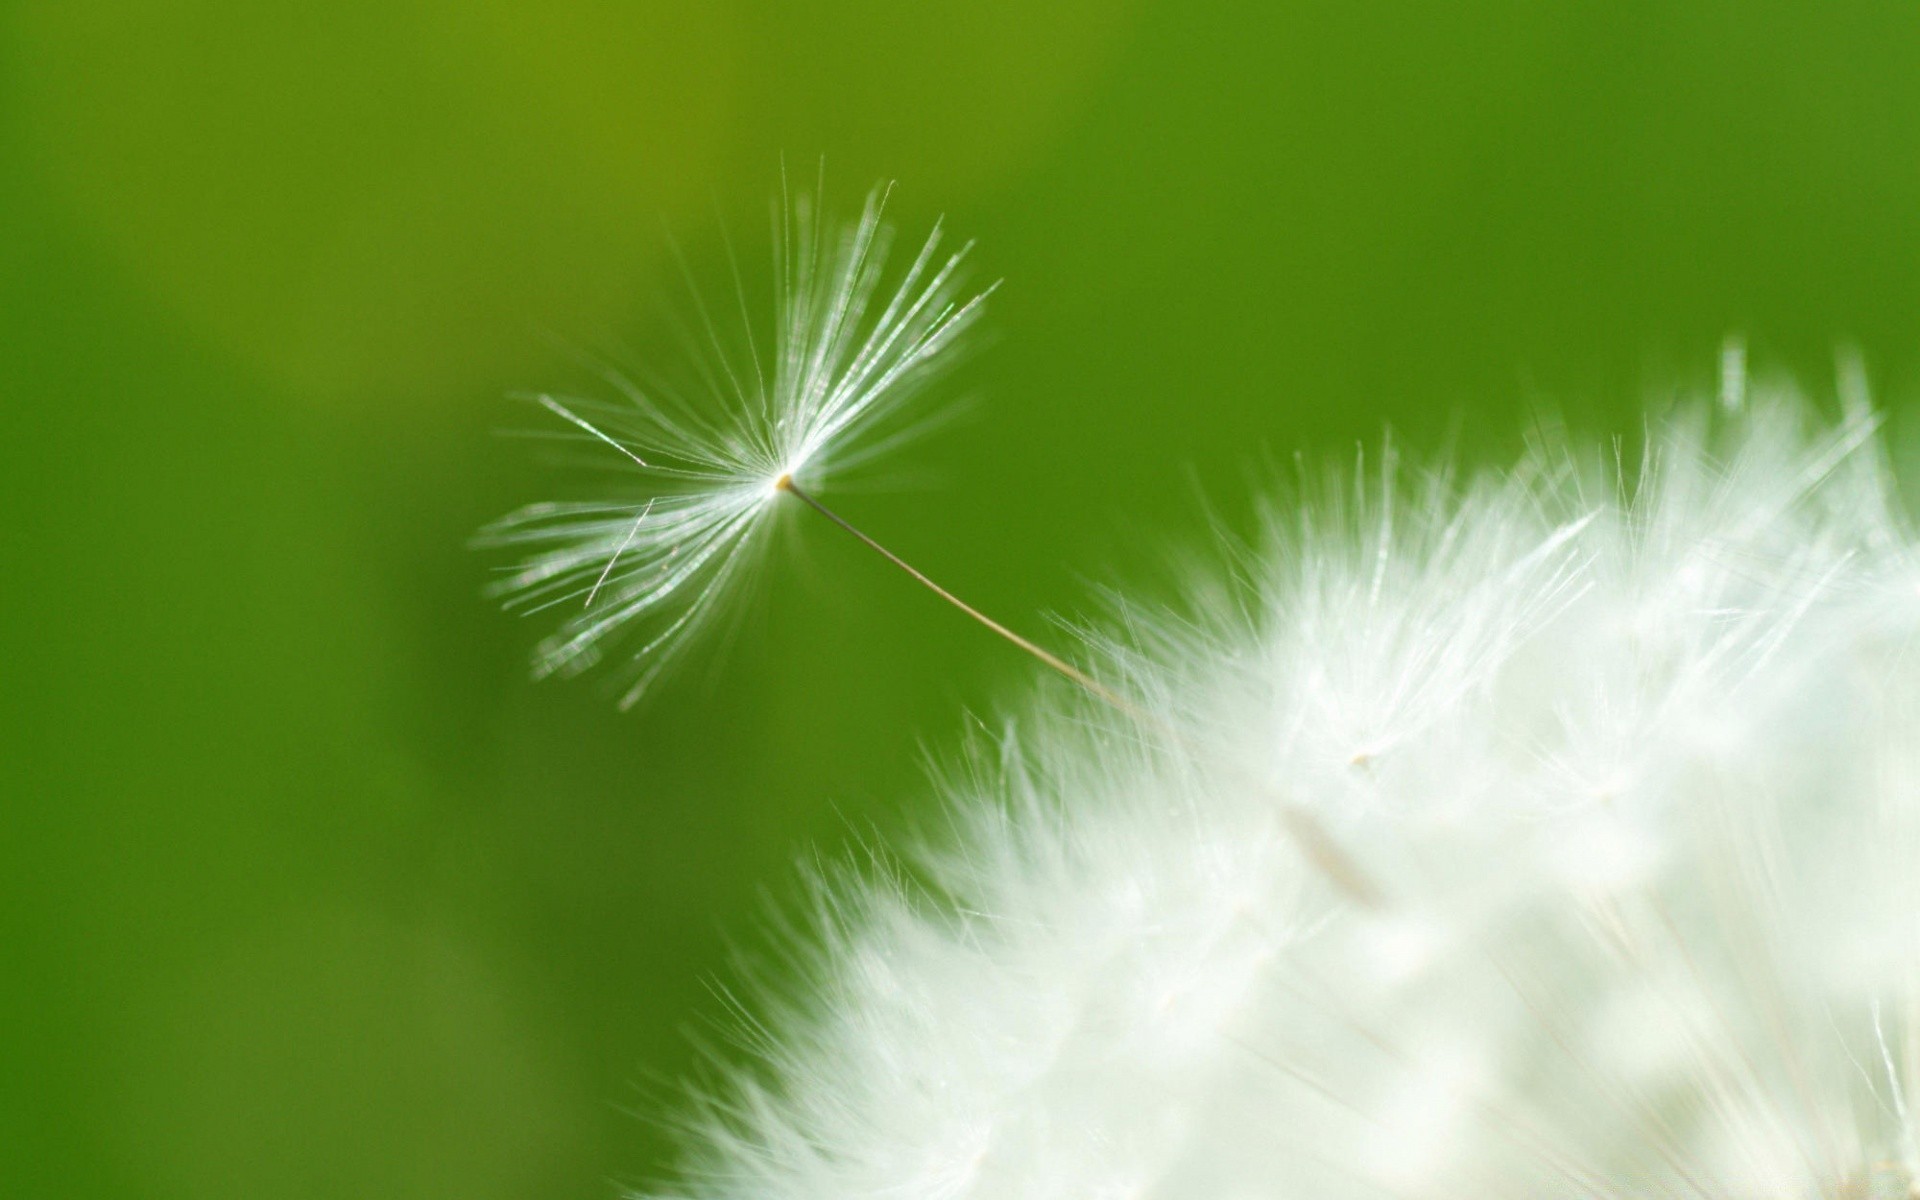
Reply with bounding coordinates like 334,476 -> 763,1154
645,378 -> 1920,1200
477,184 -> 989,706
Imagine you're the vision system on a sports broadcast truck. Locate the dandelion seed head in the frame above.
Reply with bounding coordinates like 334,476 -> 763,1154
477,183 -> 989,705
642,375 -> 1920,1199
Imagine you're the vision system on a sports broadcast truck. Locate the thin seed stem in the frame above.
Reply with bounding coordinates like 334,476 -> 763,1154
779,476 -> 1132,711
777,475 -> 1385,909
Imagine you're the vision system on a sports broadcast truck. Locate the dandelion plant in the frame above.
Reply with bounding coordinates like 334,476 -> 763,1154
483,186 -> 1920,1199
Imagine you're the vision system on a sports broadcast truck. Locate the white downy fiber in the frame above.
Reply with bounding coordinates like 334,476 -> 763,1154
478,185 -> 987,706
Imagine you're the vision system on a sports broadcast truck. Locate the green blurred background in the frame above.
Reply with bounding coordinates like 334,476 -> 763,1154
6,2 -> 1920,1195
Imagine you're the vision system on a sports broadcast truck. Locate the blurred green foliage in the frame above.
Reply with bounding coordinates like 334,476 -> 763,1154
6,2 -> 1920,1195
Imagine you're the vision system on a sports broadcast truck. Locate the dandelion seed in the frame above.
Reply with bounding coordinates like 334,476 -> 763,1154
479,180 -> 1382,904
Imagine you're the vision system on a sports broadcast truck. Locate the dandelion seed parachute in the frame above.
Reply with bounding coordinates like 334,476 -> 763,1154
647,381 -> 1920,1200
477,184 -> 989,706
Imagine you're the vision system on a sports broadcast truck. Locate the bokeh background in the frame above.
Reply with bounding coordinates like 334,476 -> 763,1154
8,2 -> 1920,1196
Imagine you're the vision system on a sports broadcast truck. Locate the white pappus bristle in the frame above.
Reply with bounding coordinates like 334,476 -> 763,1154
477,184 -> 989,706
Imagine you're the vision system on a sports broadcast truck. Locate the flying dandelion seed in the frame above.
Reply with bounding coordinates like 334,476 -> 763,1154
478,181 -> 994,707
636,368 -> 1920,1200
479,177 -> 1385,907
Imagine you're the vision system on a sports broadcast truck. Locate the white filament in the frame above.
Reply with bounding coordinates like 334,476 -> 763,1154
479,184 -> 988,706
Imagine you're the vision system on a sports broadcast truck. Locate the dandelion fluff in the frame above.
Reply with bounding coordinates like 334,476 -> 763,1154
647,380 -> 1920,1199
478,184 -> 989,705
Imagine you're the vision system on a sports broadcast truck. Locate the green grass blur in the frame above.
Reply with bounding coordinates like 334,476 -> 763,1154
7,2 -> 1920,1195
